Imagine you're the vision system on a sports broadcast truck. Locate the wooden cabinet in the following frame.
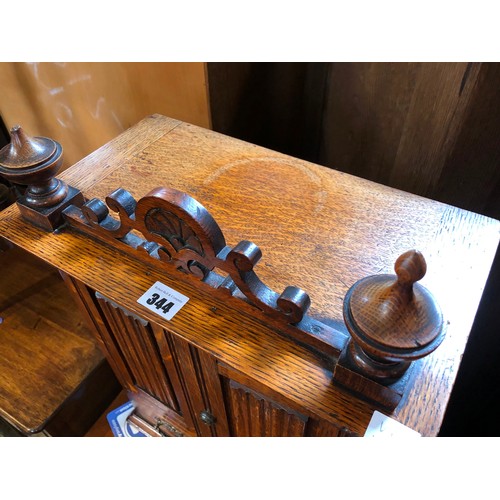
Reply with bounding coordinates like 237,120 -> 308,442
0,114 -> 498,437
207,62 -> 500,221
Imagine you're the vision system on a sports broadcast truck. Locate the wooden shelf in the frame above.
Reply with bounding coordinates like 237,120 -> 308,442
0,244 -> 120,436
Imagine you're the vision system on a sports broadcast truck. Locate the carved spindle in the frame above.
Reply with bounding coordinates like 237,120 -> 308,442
0,126 -> 84,230
342,250 -> 444,385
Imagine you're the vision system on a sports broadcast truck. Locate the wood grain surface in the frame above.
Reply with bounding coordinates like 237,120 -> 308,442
1,114 -> 498,436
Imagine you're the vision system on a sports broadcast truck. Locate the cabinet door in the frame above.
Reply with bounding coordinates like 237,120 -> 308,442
164,340 -> 358,437
61,275 -> 197,436
217,366 -> 356,437
221,378 -> 308,436
64,274 -> 358,437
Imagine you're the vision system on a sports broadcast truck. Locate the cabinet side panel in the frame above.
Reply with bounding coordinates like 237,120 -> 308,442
60,274 -> 135,390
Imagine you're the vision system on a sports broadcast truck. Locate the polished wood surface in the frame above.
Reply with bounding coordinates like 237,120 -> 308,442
0,63 -> 210,169
0,115 -> 498,436
347,250 -> 441,350
0,246 -> 117,434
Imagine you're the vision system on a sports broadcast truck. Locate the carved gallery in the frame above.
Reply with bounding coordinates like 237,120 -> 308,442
0,63 -> 499,440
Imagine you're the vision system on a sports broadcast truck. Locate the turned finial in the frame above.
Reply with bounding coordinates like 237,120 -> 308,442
3,125 -> 57,169
0,125 -> 67,207
0,125 -> 84,230
394,249 -> 427,291
342,250 -> 444,385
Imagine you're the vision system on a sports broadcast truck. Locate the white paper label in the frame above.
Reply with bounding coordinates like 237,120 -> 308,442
137,281 -> 189,320
364,410 -> 421,438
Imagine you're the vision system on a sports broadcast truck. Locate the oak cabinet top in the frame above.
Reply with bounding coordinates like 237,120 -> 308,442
1,114 -> 498,436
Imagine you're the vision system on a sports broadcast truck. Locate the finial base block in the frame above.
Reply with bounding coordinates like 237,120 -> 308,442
17,185 -> 85,231
333,341 -> 414,411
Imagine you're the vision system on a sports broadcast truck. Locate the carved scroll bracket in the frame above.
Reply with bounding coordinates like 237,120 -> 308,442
62,186 -> 348,361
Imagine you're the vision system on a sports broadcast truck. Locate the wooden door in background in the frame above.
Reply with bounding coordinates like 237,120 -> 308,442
207,62 -> 500,221
319,62 -> 500,220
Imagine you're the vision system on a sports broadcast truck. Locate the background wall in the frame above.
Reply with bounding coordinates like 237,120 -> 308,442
3,62 -> 497,220
0,62 -> 210,169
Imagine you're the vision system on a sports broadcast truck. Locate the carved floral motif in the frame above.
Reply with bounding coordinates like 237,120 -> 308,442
145,208 -> 205,256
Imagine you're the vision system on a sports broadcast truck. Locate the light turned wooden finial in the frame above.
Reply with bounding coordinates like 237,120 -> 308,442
0,125 -> 84,230
341,250 -> 445,385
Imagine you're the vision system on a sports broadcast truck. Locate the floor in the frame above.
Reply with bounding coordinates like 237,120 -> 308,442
85,391 -> 129,437
0,386 -> 128,437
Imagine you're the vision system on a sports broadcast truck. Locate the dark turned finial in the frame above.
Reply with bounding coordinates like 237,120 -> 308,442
0,125 -> 84,230
342,250 -> 445,386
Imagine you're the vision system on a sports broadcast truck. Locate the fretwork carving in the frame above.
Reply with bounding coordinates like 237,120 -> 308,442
62,186 -> 347,361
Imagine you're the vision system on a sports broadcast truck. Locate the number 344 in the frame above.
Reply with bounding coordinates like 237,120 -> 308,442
146,293 -> 175,314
